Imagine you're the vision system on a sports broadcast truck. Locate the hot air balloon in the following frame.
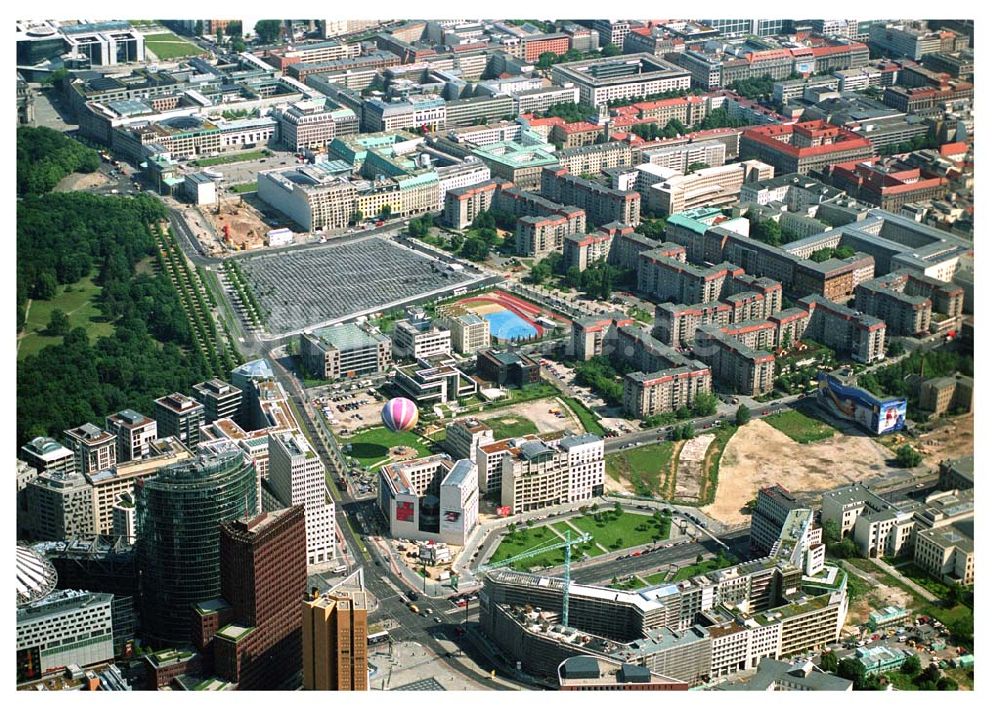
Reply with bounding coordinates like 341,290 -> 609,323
381,397 -> 419,432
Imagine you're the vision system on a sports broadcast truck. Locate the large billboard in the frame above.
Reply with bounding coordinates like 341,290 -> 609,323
817,372 -> 906,435
396,500 -> 414,522
440,509 -> 463,534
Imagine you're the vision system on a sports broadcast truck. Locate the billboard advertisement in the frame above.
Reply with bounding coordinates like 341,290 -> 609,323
396,500 -> 414,522
817,372 -> 906,435
440,509 -> 463,533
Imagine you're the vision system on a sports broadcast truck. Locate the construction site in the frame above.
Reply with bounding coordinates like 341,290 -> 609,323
199,194 -> 272,253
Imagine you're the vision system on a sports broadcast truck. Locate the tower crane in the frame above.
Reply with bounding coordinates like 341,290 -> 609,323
477,529 -> 591,627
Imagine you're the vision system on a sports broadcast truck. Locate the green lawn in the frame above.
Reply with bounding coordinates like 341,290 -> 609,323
570,511 -> 668,551
19,275 -> 114,359
643,569 -> 672,586
340,427 -> 434,469
482,414 -> 538,440
891,561 -> 953,600
192,150 -> 270,168
489,521 -> 595,571
672,553 -> 737,582
143,32 -> 202,59
764,410 -> 835,444
229,182 -> 257,194
562,397 -> 605,435
610,575 -> 649,590
606,441 -> 674,498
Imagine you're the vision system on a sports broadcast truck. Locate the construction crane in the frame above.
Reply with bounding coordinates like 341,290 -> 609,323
477,529 -> 592,627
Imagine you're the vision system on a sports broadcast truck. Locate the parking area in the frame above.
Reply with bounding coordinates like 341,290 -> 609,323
313,388 -> 386,440
30,88 -> 77,132
236,235 -> 480,336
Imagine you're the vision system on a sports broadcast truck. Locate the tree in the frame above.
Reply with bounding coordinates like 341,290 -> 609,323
232,38 -> 246,52
614,537 -> 624,548
736,404 -> 751,426
614,501 -> 623,516
692,392 -> 717,417
33,272 -> 58,300
601,43 -> 622,57
901,654 -> 922,676
379,204 -> 392,220
937,677 -> 959,690
836,657 -> 869,688
537,51 -> 558,69
194,20 -> 203,36
216,27 -> 224,45
696,553 -> 704,563
686,161 -> 711,175
254,20 -> 282,44
350,210 -> 363,225
819,651 -> 839,673
750,218 -> 783,247
896,444 -> 923,468
226,21 -> 242,37
529,261 -> 552,284
45,308 -> 70,336
887,341 -> 905,358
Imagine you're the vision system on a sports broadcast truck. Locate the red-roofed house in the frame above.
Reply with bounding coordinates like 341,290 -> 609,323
739,120 -> 875,174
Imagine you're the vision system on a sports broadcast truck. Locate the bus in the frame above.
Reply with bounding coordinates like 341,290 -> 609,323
367,630 -> 390,647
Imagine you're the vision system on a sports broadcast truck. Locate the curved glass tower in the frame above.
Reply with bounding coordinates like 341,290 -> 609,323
136,442 -> 258,645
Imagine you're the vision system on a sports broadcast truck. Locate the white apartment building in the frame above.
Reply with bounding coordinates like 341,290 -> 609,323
268,432 -> 338,569
435,159 -> 492,211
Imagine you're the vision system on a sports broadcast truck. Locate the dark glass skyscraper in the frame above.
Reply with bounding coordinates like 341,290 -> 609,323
136,442 -> 258,646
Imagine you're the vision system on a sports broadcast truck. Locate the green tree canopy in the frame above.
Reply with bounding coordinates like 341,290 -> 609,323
254,20 -> 282,43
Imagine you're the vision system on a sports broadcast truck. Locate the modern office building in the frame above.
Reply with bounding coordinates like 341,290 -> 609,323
913,519 -> 974,586
477,347 -> 541,387
26,469 -> 94,541
481,512 -> 847,684
499,434 -> 605,514
302,584 -> 369,690
378,454 -> 480,546
392,354 -> 479,406
443,418 -> 495,462
268,433 -> 338,569
300,323 -> 393,381
136,441 -> 259,645
646,160 -> 774,215
208,507 -> 308,689
21,437 -> 77,477
17,589 -> 114,683
85,445 -> 193,537
551,54 -> 691,107
153,393 -> 206,447
751,485 -> 808,555
278,98 -> 358,152
105,409 -> 158,463
192,379 -> 243,424
443,311 -> 490,354
392,310 -> 453,360
63,424 -> 117,477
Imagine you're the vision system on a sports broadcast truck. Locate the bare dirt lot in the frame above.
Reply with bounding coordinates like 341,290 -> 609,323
200,199 -> 270,252
474,397 -> 581,436
675,434 -> 714,501
705,419 -> 900,526
913,413 -> 973,469
54,172 -> 109,191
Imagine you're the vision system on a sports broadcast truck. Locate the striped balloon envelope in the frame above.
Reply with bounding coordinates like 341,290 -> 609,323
381,397 -> 419,432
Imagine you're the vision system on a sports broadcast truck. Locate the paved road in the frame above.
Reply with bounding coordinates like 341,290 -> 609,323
566,538 -> 716,585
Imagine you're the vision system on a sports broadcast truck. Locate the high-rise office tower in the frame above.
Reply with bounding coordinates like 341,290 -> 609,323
302,574 -> 369,690
136,441 -> 258,645
212,506 -> 307,689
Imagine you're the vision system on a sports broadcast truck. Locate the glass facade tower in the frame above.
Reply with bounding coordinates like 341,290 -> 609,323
136,442 -> 258,645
